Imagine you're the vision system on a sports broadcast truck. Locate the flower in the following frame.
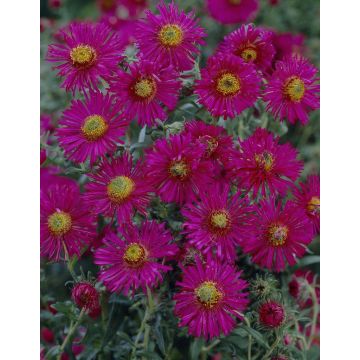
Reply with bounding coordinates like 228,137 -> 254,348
40,166 -> 79,193
41,184 -> 96,261
94,221 -> 178,294
136,1 -> 206,72
242,197 -> 314,272
272,32 -> 305,63
217,24 -> 275,72
84,153 -> 152,222
109,59 -> 181,126
40,113 -> 56,135
182,185 -> 251,261
145,134 -> 213,204
41,327 -> 55,343
258,300 -> 285,328
71,282 -> 100,314
206,0 -> 259,25
195,54 -> 261,119
174,256 -> 249,339
47,22 -> 124,93
56,92 -> 128,165
263,55 -> 320,125
234,128 -> 303,197
293,174 -> 320,233
40,149 -> 47,165
118,0 -> 148,17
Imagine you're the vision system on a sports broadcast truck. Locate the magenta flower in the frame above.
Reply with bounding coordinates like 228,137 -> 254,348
174,256 -> 249,339
263,56 -> 320,125
109,59 -> 181,126
272,32 -> 305,63
118,0 -> 148,17
136,1 -> 206,72
41,184 -> 96,261
195,54 -> 261,119
84,154 -> 152,223
243,197 -> 314,272
40,166 -> 79,193
206,0 -> 259,25
182,185 -> 251,261
293,174 -> 320,233
56,92 -> 129,165
47,22 -> 124,93
258,300 -> 286,328
94,220 -> 178,294
71,282 -> 100,314
40,113 -> 56,135
234,128 -> 303,197
217,24 -> 275,73
146,134 -> 213,204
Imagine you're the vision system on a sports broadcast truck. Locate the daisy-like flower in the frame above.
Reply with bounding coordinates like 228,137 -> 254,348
118,0 -> 148,18
182,185 -> 251,261
272,32 -> 305,63
94,220 -> 178,294
47,22 -> 124,93
217,24 -> 275,72
84,153 -> 152,222
174,256 -> 249,339
109,59 -> 181,126
195,54 -> 261,119
234,128 -> 303,197
258,300 -> 286,328
56,92 -> 129,165
293,174 -> 320,233
41,184 -> 96,261
263,56 -> 320,125
146,134 -> 213,204
206,0 -> 259,25
136,1 -> 206,72
243,197 -> 314,272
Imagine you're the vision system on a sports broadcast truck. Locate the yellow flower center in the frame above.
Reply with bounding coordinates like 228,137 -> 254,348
81,115 -> 108,141
216,73 -> 241,96
210,211 -> 229,229
70,44 -> 97,68
255,151 -> 274,172
158,24 -> 183,47
107,176 -> 135,203
268,224 -> 288,246
134,78 -> 156,99
283,76 -> 305,102
228,0 -> 242,4
307,196 -> 320,214
47,211 -> 72,236
123,243 -> 146,267
195,281 -> 223,308
240,47 -> 258,62
169,160 -> 189,180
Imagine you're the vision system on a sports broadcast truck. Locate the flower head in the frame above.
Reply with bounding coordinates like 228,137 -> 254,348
71,282 -> 100,314
258,300 -> 285,328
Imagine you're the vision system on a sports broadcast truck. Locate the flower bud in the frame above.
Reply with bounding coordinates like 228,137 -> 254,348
41,327 -> 55,343
71,282 -> 100,314
258,301 -> 285,328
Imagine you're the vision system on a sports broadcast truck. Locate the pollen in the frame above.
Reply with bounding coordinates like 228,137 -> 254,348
240,47 -> 258,62
203,136 -> 219,156
81,115 -> 108,141
255,151 -> 274,172
48,211 -> 72,236
70,44 -> 97,68
216,73 -> 241,96
123,243 -> 147,267
107,176 -> 135,203
134,78 -> 156,99
169,160 -> 189,180
158,24 -> 183,47
210,211 -> 230,229
283,76 -> 305,102
307,196 -> 320,215
195,281 -> 223,309
268,224 -> 288,246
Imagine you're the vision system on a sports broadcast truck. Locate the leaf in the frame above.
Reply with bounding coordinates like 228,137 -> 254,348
138,125 -> 147,143
101,301 -> 125,347
237,325 -> 269,349
294,255 -> 320,269
154,314 -> 166,355
190,338 -> 205,360
52,301 -> 78,321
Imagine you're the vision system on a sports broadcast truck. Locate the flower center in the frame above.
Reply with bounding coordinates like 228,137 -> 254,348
216,73 -> 241,96
123,243 -> 146,267
240,47 -> 258,62
158,24 -> 183,47
195,281 -> 223,308
134,78 -> 156,99
70,44 -> 97,68
47,211 -> 72,236
283,76 -> 305,102
268,224 -> 288,246
107,176 -> 135,203
307,196 -> 320,215
200,135 -> 219,156
210,211 -> 230,229
228,0 -> 242,4
255,151 -> 274,172
169,160 -> 189,180
81,115 -> 108,141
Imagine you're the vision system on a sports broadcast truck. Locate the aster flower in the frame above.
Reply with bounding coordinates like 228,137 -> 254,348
258,300 -> 286,328
47,22 -> 124,93
234,128 -> 303,197
263,56 -> 320,125
56,92 -> 128,165
242,197 -> 314,272
146,134 -> 213,204
109,59 -> 181,126
206,0 -> 259,25
136,1 -> 206,72
195,54 -> 261,119
41,184 -> 96,261
84,153 -> 152,223
182,185 -> 251,261
272,32 -> 305,63
174,256 -> 249,339
293,174 -> 320,233
94,220 -> 178,294
118,0 -> 148,17
40,113 -> 56,135
217,24 -> 275,72
40,166 -> 79,193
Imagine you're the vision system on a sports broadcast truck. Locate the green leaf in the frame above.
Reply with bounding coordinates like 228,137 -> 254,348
52,301 -> 78,321
101,301 -> 125,347
190,338 -> 205,360
237,325 -> 269,349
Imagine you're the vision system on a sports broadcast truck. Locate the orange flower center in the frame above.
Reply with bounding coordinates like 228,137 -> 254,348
255,151 -> 274,172
216,73 -> 241,96
107,176 -> 135,203
70,44 -> 97,68
307,196 -> 320,215
228,0 -> 242,4
81,115 -> 108,141
47,211 -> 72,236
268,224 -> 288,246
123,243 -> 147,267
283,76 -> 305,102
195,281 -> 223,308
158,24 -> 183,47
240,47 -> 258,62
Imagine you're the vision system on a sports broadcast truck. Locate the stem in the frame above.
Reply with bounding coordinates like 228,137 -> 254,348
200,339 -> 220,360
263,332 -> 281,359
63,242 -> 77,281
307,286 -> 320,349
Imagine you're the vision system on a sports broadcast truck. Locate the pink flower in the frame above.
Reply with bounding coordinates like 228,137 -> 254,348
40,166 -> 79,193
195,54 -> 261,119
136,1 -> 206,72
258,300 -> 285,328
72,282 -> 101,314
109,59 -> 181,126
174,256 -> 249,339
272,32 -> 305,63
56,91 -> 128,165
94,220 -> 178,294
41,327 -> 55,343
118,0 -> 148,17
263,55 -> 320,125
40,113 -> 56,135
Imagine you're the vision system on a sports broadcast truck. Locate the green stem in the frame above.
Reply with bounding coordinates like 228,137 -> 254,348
200,339 -> 220,360
263,332 -> 281,359
63,242 -> 77,281
307,286 -> 319,349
